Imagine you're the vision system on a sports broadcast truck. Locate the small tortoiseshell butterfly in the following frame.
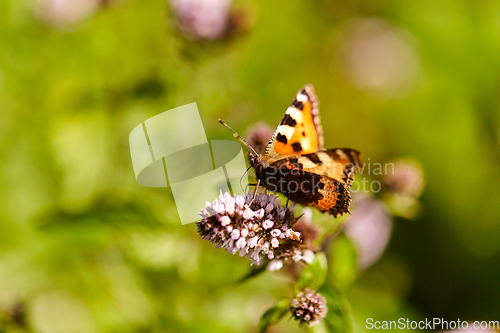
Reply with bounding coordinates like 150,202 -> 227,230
220,84 -> 362,217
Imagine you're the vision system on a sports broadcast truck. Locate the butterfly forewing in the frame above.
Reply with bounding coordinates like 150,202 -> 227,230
265,85 -> 324,160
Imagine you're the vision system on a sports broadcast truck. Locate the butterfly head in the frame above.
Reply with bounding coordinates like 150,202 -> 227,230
247,150 -> 265,174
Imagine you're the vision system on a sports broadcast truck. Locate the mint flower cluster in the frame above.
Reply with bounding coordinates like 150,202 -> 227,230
197,191 -> 315,270
290,288 -> 328,327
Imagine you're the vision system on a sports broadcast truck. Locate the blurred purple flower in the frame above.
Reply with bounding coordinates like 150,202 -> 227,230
344,194 -> 392,269
383,159 -> 425,219
292,208 -> 319,244
245,122 -> 274,155
34,0 -> 101,27
290,289 -> 328,327
384,159 -> 424,198
336,18 -> 420,98
169,0 -> 232,40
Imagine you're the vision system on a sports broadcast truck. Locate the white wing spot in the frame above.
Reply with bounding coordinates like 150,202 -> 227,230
285,107 -> 303,122
336,149 -> 347,159
296,93 -> 308,102
298,156 -> 318,169
277,125 -> 295,139
318,152 -> 330,165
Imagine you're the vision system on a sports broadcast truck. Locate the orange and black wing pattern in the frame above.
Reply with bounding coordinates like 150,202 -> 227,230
265,84 -> 323,160
262,149 -> 362,216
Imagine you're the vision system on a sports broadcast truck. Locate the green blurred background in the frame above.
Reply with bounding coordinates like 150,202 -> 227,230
1,0 -> 499,332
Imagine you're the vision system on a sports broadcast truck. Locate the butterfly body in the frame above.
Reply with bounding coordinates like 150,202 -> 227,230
224,84 -> 362,217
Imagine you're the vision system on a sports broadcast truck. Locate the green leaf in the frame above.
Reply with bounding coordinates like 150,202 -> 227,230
328,234 -> 359,287
309,321 -> 329,333
258,298 -> 290,333
319,282 -> 353,333
298,252 -> 328,290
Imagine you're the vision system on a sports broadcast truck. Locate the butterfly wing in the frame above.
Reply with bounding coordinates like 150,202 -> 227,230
265,84 -> 324,160
263,149 -> 362,216
295,149 -> 362,188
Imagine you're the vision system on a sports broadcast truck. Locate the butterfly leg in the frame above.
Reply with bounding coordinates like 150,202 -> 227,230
285,197 -> 290,208
248,179 -> 261,208
244,183 -> 258,195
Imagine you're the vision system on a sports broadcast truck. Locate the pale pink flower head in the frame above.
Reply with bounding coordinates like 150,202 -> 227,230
169,0 -> 232,40
197,192 -> 312,268
290,289 -> 328,327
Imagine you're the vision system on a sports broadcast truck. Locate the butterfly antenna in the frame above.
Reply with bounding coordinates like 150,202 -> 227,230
218,119 -> 259,157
